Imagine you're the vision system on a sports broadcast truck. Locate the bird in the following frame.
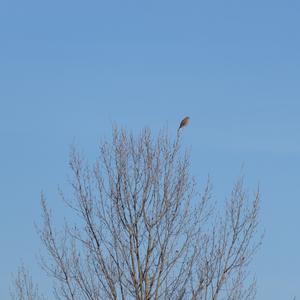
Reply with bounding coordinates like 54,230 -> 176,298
178,116 -> 190,130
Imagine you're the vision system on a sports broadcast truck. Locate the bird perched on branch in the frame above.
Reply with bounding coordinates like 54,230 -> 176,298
178,116 -> 190,131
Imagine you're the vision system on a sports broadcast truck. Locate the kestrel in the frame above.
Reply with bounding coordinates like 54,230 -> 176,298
178,116 -> 190,130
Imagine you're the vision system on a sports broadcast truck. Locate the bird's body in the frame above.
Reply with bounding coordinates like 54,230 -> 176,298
178,116 -> 190,130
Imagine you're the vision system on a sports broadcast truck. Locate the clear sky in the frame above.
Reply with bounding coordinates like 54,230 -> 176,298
1,0 -> 300,299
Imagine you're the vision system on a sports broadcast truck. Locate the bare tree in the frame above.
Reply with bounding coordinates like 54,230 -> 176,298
10,264 -> 45,300
12,127 -> 261,300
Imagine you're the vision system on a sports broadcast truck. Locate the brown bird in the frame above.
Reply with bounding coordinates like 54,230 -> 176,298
178,116 -> 190,130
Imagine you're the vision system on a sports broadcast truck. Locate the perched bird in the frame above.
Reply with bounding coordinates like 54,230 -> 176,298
178,116 -> 190,130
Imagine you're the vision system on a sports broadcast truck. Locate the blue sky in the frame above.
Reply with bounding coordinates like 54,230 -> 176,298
1,0 -> 300,299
